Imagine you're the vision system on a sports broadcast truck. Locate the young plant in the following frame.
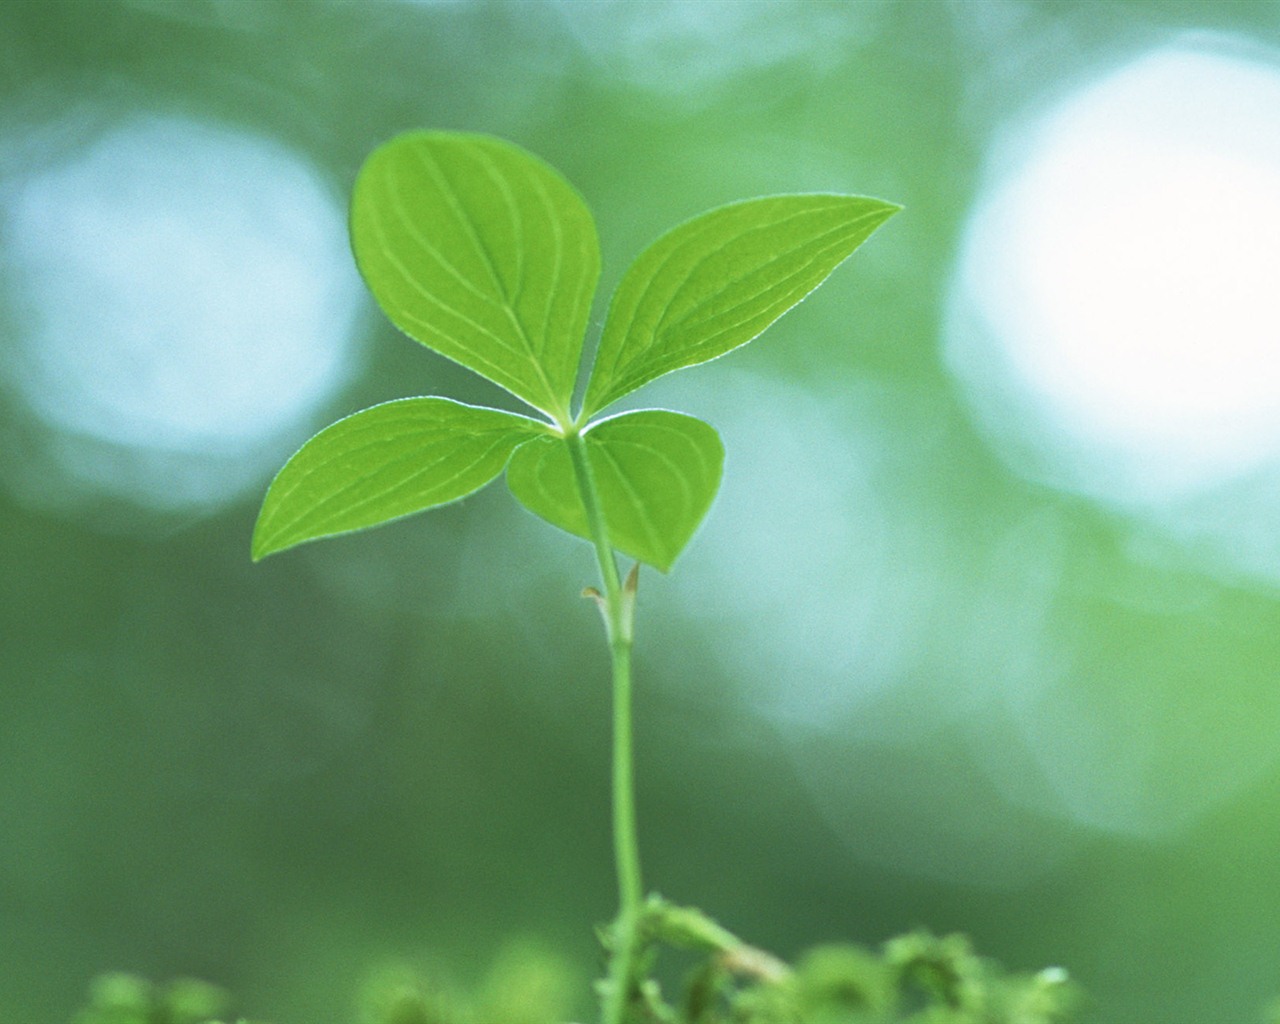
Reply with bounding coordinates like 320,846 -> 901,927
252,131 -> 899,1024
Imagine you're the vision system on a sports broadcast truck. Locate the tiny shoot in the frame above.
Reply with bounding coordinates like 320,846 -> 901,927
252,131 -> 899,1024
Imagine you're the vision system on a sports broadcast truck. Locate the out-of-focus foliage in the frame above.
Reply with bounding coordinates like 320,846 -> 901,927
358,939 -> 579,1024
78,929 -> 1077,1024
72,973 -> 256,1024
646,930 -> 1077,1024
731,933 -> 1076,1024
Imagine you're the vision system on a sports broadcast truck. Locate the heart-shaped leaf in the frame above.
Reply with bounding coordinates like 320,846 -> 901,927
583,194 -> 900,415
506,410 -> 723,573
253,397 -> 545,560
351,132 -> 600,422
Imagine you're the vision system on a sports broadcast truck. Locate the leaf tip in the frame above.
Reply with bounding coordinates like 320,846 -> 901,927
250,512 -> 289,563
249,530 -> 275,563
860,197 -> 904,225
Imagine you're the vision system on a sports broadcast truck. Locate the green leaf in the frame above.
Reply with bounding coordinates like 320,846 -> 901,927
506,410 -> 723,573
252,397 -> 545,560
582,193 -> 900,415
351,132 -> 600,422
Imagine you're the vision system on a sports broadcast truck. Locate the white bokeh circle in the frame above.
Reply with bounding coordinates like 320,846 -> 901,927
0,114 -> 364,514
948,42 -> 1280,507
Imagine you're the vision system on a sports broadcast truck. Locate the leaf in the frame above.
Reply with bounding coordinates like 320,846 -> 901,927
253,397 -> 545,560
506,410 -> 723,573
582,194 -> 900,415
350,132 -> 600,422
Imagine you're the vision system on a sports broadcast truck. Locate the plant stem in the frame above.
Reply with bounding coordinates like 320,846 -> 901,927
564,428 -> 643,1024
607,617 -> 642,901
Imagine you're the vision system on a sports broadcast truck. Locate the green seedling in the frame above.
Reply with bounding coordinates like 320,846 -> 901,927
252,131 -> 899,1024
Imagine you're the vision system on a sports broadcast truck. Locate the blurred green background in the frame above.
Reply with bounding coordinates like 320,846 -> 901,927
5,1 -> 1280,1021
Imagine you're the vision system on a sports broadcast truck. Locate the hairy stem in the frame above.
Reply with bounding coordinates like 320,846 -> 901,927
565,428 -> 643,1024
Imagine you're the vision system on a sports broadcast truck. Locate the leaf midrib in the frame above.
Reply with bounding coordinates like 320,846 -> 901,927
414,142 -> 567,418
263,428 -> 530,545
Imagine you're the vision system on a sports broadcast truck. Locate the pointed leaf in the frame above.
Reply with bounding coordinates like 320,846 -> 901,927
351,132 -> 600,421
507,410 -> 723,572
583,194 -> 900,415
253,398 -> 545,560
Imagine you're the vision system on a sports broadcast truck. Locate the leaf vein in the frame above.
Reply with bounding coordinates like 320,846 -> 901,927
593,443 -> 670,561
268,432 -> 523,542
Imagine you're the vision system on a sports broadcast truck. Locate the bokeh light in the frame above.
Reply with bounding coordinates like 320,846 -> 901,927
0,113 -> 363,517
944,38 -> 1280,840
637,370 -> 1087,884
948,40 -> 1280,508
553,0 -> 863,108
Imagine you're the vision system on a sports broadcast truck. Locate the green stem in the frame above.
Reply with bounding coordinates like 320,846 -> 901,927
609,633 -> 642,917
565,428 -> 643,1024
